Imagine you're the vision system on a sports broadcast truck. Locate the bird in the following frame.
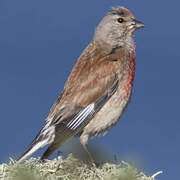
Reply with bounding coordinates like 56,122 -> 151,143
17,6 -> 144,163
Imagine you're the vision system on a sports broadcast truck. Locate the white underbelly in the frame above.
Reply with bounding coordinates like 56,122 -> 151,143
83,88 -> 130,137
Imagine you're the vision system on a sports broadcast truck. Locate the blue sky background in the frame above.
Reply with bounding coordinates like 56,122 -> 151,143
0,0 -> 179,179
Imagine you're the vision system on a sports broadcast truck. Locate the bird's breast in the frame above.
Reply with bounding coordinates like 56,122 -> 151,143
82,69 -> 134,137
80,47 -> 136,137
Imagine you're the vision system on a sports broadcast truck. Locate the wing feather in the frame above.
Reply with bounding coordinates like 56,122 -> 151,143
53,74 -> 119,136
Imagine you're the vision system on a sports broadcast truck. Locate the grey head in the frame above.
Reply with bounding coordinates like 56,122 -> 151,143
94,6 -> 145,51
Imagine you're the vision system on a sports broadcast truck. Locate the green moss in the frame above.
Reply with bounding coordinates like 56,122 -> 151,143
0,155 -> 162,180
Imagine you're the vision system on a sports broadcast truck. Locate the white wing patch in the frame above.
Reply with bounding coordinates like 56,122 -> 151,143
67,103 -> 95,130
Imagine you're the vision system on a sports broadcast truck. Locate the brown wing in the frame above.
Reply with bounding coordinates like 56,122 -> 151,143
46,41 -> 120,132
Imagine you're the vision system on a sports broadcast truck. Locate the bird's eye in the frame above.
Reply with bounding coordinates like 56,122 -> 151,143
117,18 -> 124,23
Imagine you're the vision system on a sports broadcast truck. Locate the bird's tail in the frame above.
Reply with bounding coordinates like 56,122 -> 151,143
17,121 -> 55,162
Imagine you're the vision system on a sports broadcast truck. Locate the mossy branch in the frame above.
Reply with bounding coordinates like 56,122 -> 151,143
0,155 -> 162,180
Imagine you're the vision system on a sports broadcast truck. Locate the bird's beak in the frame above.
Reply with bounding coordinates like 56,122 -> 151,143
133,19 -> 145,29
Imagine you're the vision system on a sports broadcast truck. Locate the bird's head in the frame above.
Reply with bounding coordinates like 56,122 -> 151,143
94,6 -> 145,50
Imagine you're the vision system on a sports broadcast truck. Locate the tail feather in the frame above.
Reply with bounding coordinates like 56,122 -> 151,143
17,122 -> 55,162
40,142 -> 61,161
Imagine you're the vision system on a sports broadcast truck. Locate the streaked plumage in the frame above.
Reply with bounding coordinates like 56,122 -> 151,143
17,6 -> 144,162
